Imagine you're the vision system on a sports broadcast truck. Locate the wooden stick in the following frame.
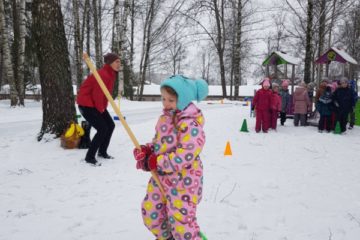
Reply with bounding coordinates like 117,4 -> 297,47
82,53 -> 166,198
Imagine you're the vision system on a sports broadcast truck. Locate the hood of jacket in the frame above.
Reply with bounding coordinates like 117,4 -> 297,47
294,86 -> 307,96
319,91 -> 332,104
163,103 -> 204,126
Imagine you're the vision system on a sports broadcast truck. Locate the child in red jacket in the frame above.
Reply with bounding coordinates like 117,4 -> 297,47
270,83 -> 282,130
253,78 -> 272,133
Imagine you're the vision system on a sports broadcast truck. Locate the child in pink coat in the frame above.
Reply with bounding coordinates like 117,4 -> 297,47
133,75 -> 208,240
270,83 -> 282,130
253,78 -> 272,132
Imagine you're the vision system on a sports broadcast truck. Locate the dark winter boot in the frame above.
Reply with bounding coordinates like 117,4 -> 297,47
85,157 -> 101,166
97,152 -> 114,159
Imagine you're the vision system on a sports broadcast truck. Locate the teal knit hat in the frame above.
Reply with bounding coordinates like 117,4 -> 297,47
160,75 -> 209,110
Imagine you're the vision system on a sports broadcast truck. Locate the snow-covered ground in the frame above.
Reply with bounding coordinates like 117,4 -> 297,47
1,99 -> 360,240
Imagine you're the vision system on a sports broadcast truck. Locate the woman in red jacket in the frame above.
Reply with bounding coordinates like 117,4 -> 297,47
77,53 -> 121,165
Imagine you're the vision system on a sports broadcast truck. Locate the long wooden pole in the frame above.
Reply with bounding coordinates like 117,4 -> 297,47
82,53 -> 166,197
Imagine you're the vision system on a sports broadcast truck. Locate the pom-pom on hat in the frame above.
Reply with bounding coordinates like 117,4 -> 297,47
103,53 -> 120,65
262,78 -> 271,87
272,83 -> 279,88
339,77 -> 348,84
160,75 -> 209,110
281,79 -> 290,87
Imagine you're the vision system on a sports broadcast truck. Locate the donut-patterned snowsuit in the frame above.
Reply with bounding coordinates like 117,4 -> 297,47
142,103 -> 205,240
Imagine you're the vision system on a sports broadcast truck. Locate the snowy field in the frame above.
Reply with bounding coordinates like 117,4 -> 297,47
1,99 -> 360,240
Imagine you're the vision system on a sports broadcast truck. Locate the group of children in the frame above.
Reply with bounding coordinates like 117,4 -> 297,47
252,76 -> 358,134
315,77 -> 357,134
252,78 -> 291,132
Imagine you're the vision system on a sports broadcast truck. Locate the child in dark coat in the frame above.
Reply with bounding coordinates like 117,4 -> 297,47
316,86 -> 333,132
332,78 -> 353,133
279,80 -> 291,126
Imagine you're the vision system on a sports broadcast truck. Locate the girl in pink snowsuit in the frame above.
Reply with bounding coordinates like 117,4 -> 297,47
133,75 -> 208,240
253,78 -> 272,132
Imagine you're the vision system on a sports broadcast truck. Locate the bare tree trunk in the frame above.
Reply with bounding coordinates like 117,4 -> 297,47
341,2 -> 360,80
0,48 -> 3,87
229,9 -> 235,99
32,0 -> 76,140
201,52 -> 206,79
233,0 -> 242,100
12,0 -> 20,94
304,0 -> 314,84
213,0 -> 227,97
111,1 -> 116,50
317,0 -> 326,84
17,0 -> 26,106
98,0 -> 103,57
311,51 -> 316,84
326,0 -> 337,77
206,51 -> 210,82
72,0 -> 83,88
130,0 -> 135,72
0,0 -> 18,106
171,25 -> 178,75
93,0 -> 102,68
201,50 -> 211,83
119,0 -> 131,97
127,0 -> 136,99
12,0 -> 26,105
112,0 -> 121,98
139,0 -> 156,99
113,0 -> 133,99
86,0 -> 91,75
349,7 -> 360,79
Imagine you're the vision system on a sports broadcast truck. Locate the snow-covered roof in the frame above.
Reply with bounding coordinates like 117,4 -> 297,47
274,51 -> 301,65
263,51 -> 301,66
331,47 -> 358,65
315,47 -> 358,65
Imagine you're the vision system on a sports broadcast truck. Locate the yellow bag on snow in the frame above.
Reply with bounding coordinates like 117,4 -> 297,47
61,122 -> 84,149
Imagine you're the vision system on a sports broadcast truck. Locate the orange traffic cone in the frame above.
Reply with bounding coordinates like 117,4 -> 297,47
224,141 -> 232,156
